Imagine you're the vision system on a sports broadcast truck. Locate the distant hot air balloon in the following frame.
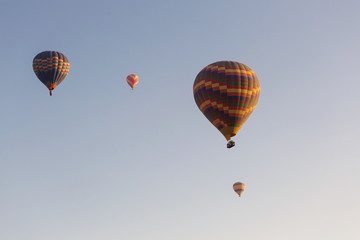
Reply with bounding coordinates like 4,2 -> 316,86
193,61 -> 260,148
32,51 -> 70,96
126,74 -> 139,90
233,182 -> 245,197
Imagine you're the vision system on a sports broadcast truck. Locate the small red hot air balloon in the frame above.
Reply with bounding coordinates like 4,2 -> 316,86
233,182 -> 245,197
126,74 -> 139,90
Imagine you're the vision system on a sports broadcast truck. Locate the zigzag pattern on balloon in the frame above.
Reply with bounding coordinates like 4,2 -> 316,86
33,57 -> 70,74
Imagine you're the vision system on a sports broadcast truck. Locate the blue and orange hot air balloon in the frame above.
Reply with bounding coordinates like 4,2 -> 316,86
33,51 -> 70,96
193,61 -> 260,148
126,74 -> 139,90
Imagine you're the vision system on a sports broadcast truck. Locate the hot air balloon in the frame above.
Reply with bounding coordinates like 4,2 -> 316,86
193,61 -> 260,148
32,51 -> 70,96
126,74 -> 139,90
233,182 -> 245,197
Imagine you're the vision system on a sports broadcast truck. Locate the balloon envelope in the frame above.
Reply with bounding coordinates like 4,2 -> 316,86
33,51 -> 70,96
193,61 -> 260,142
233,182 -> 245,197
126,74 -> 139,89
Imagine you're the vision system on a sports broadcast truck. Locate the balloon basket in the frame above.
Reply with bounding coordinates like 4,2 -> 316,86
227,140 -> 235,148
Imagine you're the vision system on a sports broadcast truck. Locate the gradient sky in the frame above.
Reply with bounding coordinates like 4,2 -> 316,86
1,0 -> 360,240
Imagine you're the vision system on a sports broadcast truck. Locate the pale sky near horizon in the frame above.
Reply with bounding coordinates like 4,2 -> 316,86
1,0 -> 360,240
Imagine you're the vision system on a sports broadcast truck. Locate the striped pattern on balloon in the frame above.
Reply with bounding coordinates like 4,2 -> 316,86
233,182 -> 245,197
126,74 -> 139,90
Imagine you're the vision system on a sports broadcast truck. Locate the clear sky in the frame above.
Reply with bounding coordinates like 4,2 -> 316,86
1,0 -> 360,239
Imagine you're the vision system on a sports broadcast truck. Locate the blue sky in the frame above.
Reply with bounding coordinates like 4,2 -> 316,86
1,0 -> 360,239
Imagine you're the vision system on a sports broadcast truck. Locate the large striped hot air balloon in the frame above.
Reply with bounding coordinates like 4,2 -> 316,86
126,74 -> 139,90
233,182 -> 245,197
193,61 -> 260,148
33,51 -> 70,96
